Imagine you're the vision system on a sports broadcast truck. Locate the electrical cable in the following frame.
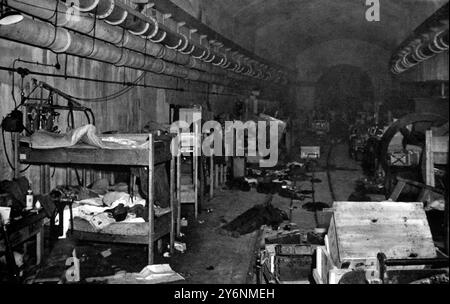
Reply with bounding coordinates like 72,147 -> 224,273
2,64 -> 244,99
69,73 -> 146,102
1,129 -> 31,172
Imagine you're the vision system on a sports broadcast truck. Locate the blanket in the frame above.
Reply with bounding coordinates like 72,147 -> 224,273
27,125 -> 149,149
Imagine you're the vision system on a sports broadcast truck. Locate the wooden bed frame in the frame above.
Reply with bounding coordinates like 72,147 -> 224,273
16,133 -> 178,265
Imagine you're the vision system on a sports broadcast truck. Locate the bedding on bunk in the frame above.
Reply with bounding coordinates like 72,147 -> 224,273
71,203 -> 171,234
24,124 -> 149,149
57,190 -> 171,237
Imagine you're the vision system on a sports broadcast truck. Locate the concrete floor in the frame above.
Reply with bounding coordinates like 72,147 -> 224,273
29,142 -> 365,284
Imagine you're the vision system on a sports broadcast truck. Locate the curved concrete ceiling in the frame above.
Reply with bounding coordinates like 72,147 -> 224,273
212,0 -> 447,64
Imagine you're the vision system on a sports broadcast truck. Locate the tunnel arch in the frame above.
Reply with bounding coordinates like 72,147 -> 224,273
315,64 -> 375,113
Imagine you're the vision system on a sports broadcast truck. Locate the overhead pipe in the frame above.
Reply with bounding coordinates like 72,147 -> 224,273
6,0 -> 214,74
0,16 -> 235,85
392,29 -> 449,74
391,3 -> 448,75
74,0 -> 283,83
6,0 -> 287,85
74,0 -> 222,74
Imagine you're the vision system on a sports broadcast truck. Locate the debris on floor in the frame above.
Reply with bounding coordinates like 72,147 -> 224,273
100,249 -> 112,258
174,241 -> 187,253
218,195 -> 288,237
85,264 -> 184,284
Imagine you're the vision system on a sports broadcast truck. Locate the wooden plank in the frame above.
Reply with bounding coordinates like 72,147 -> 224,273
313,245 -> 338,284
19,140 -> 171,166
389,180 -> 406,201
394,177 -> 444,195
70,213 -> 171,244
36,226 -> 44,265
170,153 -> 175,254
425,130 -> 435,186
431,136 -> 449,153
327,215 -> 339,266
328,201 -> 436,266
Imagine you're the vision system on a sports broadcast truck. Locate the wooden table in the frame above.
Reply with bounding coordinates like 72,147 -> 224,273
0,210 -> 46,265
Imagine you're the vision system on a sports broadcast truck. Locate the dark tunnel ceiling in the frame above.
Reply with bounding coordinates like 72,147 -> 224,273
210,0 -> 448,65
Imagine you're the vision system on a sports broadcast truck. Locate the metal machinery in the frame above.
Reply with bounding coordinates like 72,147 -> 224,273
311,120 -> 329,135
378,113 -> 448,195
24,79 -> 95,134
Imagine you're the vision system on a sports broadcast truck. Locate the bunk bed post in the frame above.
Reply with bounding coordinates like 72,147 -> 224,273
82,169 -> 87,187
41,166 -> 47,194
170,145 -> 175,254
199,154 -> 205,217
148,133 -> 155,265
194,136 -> 199,220
44,165 -> 51,193
215,163 -> 219,188
176,144 -> 181,237
210,156 -> 214,199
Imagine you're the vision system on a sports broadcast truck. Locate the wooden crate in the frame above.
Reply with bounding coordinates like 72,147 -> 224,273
327,201 -> 437,268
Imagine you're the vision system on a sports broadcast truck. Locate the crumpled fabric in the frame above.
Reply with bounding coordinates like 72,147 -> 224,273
29,124 -> 104,149
28,124 -> 149,149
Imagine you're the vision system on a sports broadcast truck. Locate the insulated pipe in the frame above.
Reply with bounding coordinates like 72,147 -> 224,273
390,3 -> 448,76
0,16 -> 223,83
0,17 -> 71,53
74,0 -> 272,82
7,0 -> 210,73
75,0 -> 100,12
8,0 -> 282,84
392,29 -> 449,74
72,0 -> 216,73
79,0 -> 186,51
437,30 -> 449,48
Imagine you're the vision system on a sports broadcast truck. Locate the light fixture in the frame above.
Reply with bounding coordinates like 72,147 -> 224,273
0,0 -> 23,26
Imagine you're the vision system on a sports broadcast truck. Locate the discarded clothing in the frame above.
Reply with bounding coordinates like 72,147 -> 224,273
225,178 -> 251,192
132,164 -> 170,208
220,199 -> 288,237
0,176 -> 29,210
256,182 -> 279,194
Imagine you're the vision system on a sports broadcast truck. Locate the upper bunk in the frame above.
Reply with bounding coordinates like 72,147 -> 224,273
18,126 -> 174,167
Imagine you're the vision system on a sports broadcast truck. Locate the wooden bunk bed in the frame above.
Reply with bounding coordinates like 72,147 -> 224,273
16,133 -> 178,265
